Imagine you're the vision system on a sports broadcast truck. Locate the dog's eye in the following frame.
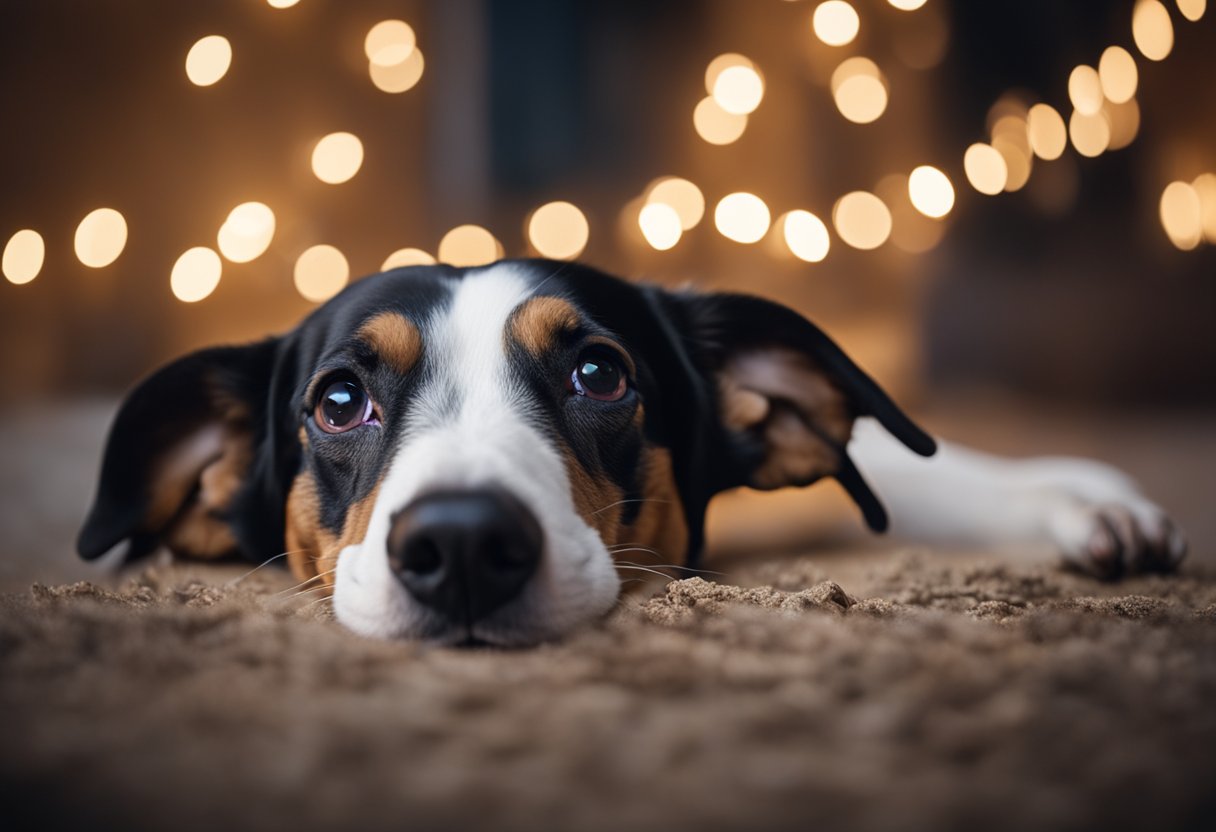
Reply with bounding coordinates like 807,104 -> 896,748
571,350 -> 627,402
316,379 -> 373,433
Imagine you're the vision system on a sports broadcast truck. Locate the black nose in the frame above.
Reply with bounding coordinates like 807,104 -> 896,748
387,488 -> 543,624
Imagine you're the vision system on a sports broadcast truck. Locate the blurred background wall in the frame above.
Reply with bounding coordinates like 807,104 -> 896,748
1,0 -> 1214,406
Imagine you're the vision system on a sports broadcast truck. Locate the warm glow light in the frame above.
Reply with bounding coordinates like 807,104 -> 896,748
704,54 -> 755,95
963,143 -> 1008,195
714,193 -> 771,244
693,96 -> 748,145
638,203 -> 683,251
1027,104 -> 1068,160
908,166 -> 955,218
781,211 -> 831,262
438,225 -> 502,266
185,35 -> 232,87
381,248 -> 436,270
170,247 -> 222,303
1177,0 -> 1206,21
74,208 -> 128,268
365,20 -> 416,67
646,178 -> 705,230
217,202 -> 275,263
528,201 -> 590,260
1098,46 -> 1138,103
812,1 -> 860,47
832,191 -> 892,250
311,132 -> 364,184
1069,110 -> 1111,157
294,245 -> 350,302
1192,173 -> 1216,243
831,57 -> 888,124
888,0 -> 928,9
711,65 -> 765,115
1132,0 -> 1174,61
992,136 -> 1032,192
267,0 -> 300,7
1159,181 -> 1203,250
1104,98 -> 1141,150
2,229 -> 44,285
1067,65 -> 1104,116
369,48 -> 425,93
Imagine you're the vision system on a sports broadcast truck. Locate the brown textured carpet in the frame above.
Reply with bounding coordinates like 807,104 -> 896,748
2,552 -> 1216,832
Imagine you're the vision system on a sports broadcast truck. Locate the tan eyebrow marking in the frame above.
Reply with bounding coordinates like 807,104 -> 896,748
357,312 -> 422,375
508,296 -> 581,357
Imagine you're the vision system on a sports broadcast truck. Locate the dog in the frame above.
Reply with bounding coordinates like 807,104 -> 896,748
77,259 -> 1187,645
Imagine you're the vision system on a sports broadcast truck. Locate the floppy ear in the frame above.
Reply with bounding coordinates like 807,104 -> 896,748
77,339 -> 282,563
674,291 -> 936,532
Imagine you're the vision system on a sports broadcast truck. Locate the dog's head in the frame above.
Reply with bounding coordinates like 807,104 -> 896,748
78,260 -> 934,644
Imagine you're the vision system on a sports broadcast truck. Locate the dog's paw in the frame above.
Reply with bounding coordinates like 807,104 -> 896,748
1046,498 -> 1187,579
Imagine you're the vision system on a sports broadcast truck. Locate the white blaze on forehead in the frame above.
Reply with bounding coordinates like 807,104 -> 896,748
332,262 -> 622,643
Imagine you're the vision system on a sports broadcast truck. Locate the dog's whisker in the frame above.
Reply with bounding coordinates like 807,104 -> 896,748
272,568 -> 338,598
613,564 -> 677,581
225,551 -> 303,587
591,498 -> 671,516
613,556 -> 726,578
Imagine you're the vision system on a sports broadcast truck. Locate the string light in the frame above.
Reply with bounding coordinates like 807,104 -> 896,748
74,208 -> 128,268
527,201 -> 590,260
714,193 -> 771,244
1132,0 -> 1174,61
170,247 -> 222,302
711,65 -> 765,115
1027,104 -> 1068,160
1192,173 -> 1216,243
311,132 -> 364,184
638,203 -> 683,251
1159,181 -> 1203,250
832,192 -> 891,250
267,0 -> 300,7
365,20 -> 416,67
646,178 -> 705,230
185,36 -> 232,87
217,202 -> 275,263
704,54 -> 755,94
369,48 -> 425,93
1067,65 -> 1104,116
908,166 -> 955,218
831,57 -> 888,124
888,0 -> 928,9
812,2 -> 860,47
381,248 -> 436,270
1068,110 -> 1110,157
438,225 -> 502,266
1176,0 -> 1206,21
780,210 -> 831,262
693,96 -> 748,145
963,144 -> 1007,195
1098,46 -> 1138,103
1104,98 -> 1141,150
294,244 -> 349,302
2,229 -> 44,285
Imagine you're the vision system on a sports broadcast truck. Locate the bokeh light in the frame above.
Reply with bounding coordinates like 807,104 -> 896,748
812,2 -> 860,47
2,229 -> 44,285
908,166 -> 955,218
381,248 -> 436,270
1067,65 -> 1104,116
365,20 -> 416,67
1069,110 -> 1111,157
1098,46 -> 1138,103
638,203 -> 683,251
831,58 -> 888,124
1192,173 -> 1216,243
646,177 -> 705,230
712,65 -> 765,115
693,96 -> 748,145
780,210 -> 831,262
294,244 -> 350,302
74,208 -> 128,268
1159,181 -> 1203,250
369,48 -> 425,94
311,132 -> 364,184
185,36 -> 232,87
714,193 -> 771,244
704,54 -> 755,94
170,247 -> 222,303
1104,98 -> 1141,150
878,173 -> 947,254
1027,104 -> 1068,160
1176,0 -> 1206,22
267,0 -> 300,7
217,202 -> 275,263
832,191 -> 892,250
888,0 -> 928,9
1132,0 -> 1174,61
963,143 -> 1008,195
992,135 -> 1032,192
438,225 -> 502,266
527,201 -> 590,260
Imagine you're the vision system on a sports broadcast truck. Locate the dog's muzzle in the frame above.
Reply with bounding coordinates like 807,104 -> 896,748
387,488 -> 543,626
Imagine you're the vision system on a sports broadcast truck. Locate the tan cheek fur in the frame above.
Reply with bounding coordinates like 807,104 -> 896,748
285,471 -> 383,589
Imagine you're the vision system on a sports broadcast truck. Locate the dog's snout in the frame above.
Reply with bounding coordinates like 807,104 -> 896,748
387,489 -> 543,624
